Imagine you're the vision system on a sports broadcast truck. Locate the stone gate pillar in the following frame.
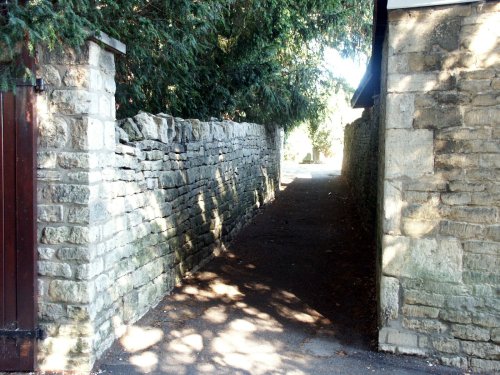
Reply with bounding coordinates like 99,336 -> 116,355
36,34 -> 125,372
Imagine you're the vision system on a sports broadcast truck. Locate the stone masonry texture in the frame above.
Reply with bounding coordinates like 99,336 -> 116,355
378,3 -> 500,373
35,41 -> 282,372
342,106 -> 379,229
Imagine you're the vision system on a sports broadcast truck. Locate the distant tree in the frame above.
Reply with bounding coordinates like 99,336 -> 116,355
1,0 -> 372,130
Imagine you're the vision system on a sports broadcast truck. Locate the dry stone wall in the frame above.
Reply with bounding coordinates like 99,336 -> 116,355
109,111 -> 280,337
379,3 -> 499,373
35,40 -> 282,373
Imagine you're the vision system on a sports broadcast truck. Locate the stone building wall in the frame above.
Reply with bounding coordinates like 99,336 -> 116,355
342,107 -> 379,228
35,41 -> 282,372
379,3 -> 499,373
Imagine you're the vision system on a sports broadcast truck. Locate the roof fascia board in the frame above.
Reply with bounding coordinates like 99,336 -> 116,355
388,0 -> 479,9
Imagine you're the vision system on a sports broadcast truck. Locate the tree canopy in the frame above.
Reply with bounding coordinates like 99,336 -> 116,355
1,0 -> 372,130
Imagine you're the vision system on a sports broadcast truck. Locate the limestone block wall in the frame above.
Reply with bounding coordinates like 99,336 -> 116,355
35,41 -> 282,372
379,3 -> 499,373
99,112 -> 280,354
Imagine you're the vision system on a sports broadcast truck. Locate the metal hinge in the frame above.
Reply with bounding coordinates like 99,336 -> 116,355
17,78 -> 45,93
0,327 -> 46,340
34,78 -> 46,93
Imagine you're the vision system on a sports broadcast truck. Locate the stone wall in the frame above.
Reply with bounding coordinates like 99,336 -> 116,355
36,40 -> 118,372
35,41 -> 282,372
379,3 -> 499,373
342,107 -> 379,228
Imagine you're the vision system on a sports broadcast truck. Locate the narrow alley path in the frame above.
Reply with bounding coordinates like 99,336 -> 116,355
95,165 -> 463,375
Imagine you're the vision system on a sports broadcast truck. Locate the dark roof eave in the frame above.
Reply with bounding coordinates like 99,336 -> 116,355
351,63 -> 374,108
351,0 -> 387,109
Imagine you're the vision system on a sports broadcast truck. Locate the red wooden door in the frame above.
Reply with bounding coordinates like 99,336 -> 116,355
0,59 -> 38,371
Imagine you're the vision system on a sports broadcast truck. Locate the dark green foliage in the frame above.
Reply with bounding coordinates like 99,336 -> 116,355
1,0 -> 372,130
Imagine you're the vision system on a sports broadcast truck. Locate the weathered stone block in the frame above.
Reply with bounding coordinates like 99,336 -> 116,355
446,295 -> 484,311
41,185 -> 90,204
407,238 -> 463,282
383,180 -> 403,235
134,112 -> 159,140
464,240 -> 500,255
382,235 -> 410,277
403,203 -> 440,220
38,261 -> 72,279
385,129 -> 434,178
39,117 -> 69,148
471,358 -> 500,373
480,154 -> 500,169
472,313 -> 500,329
440,220 -> 484,239
440,356 -> 468,370
386,328 -> 418,348
38,247 -> 56,260
451,324 -> 490,341
472,94 -> 498,107
119,118 -> 143,141
58,247 -> 92,262
403,318 -> 447,334
492,329 -> 500,344
51,90 -> 95,115
57,152 -> 90,169
465,108 -> 500,126
404,290 -> 445,308
38,151 -> 58,169
442,206 -> 497,224
441,192 -> 471,206
41,226 -> 71,244
386,94 -> 415,128
39,302 -> 66,321
464,253 -> 499,274
463,341 -> 499,359
402,305 -> 439,319
413,106 -> 462,129
404,176 -> 447,192
49,280 -> 93,304
432,338 -> 460,354
39,64 -> 62,87
486,225 -> 500,241
380,276 -> 400,322
63,67 -> 90,88
38,205 -> 64,223
435,153 -> 479,169
439,310 -> 472,324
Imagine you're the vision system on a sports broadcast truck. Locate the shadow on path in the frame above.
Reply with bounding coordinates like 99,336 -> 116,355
95,173 -> 463,375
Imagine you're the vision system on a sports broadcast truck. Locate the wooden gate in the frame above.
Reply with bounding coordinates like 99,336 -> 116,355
0,52 -> 38,371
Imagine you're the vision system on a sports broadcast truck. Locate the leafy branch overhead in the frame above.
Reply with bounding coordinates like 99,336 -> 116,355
1,0 -> 372,130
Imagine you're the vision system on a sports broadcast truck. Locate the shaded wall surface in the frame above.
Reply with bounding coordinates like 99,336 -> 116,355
35,41 -> 282,372
342,107 -> 379,228
378,3 -> 499,373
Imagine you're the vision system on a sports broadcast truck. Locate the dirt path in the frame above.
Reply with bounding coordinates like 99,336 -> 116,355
95,167 -> 463,375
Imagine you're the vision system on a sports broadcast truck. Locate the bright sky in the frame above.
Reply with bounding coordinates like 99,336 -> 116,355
323,47 -> 368,89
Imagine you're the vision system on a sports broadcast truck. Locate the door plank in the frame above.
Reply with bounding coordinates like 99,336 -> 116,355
2,92 -> 17,329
